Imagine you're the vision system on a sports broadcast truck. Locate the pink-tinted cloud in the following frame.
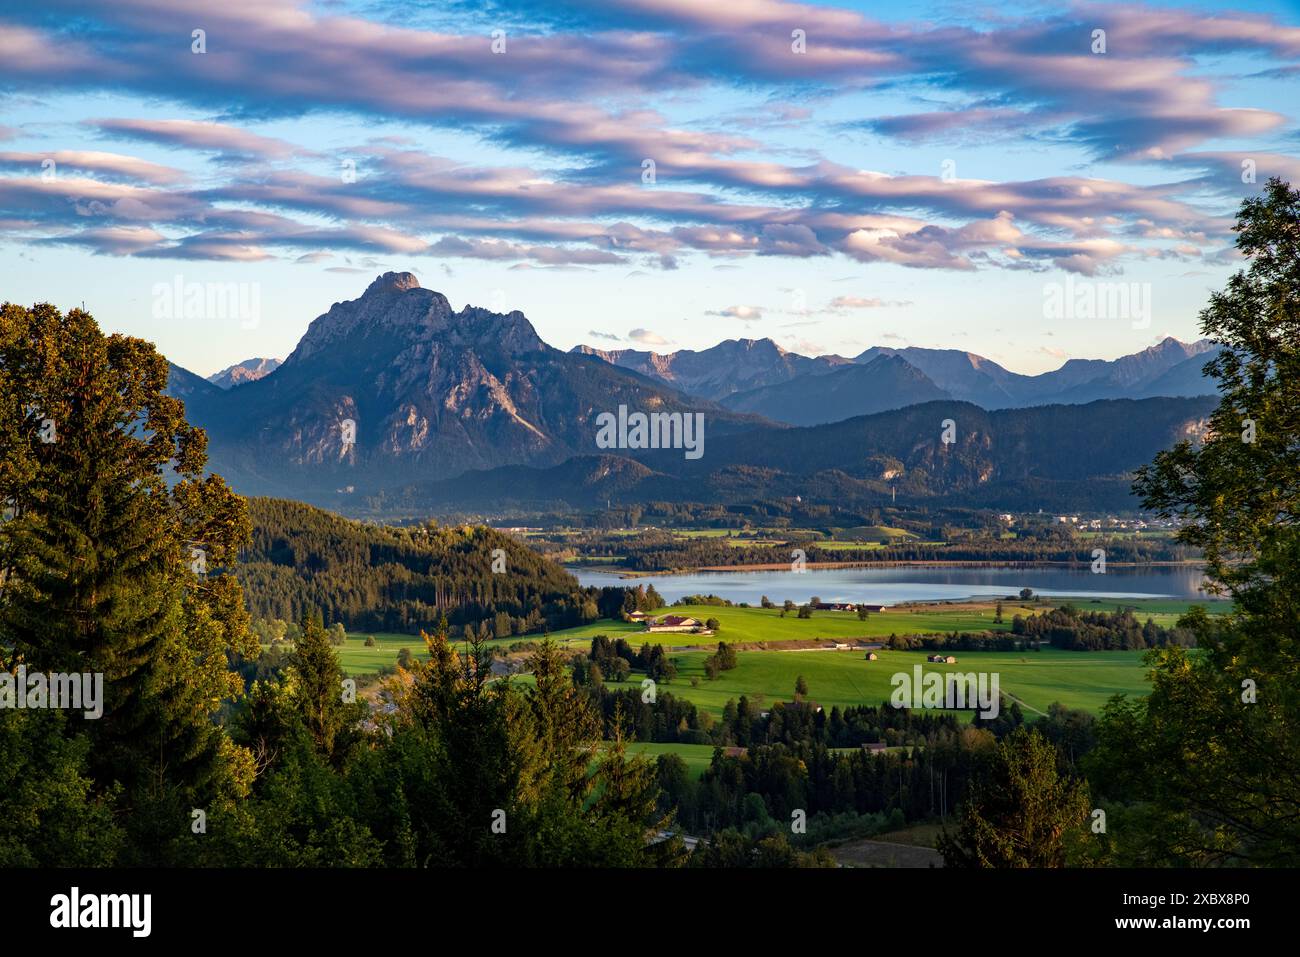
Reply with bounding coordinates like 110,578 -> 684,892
0,150 -> 186,185
90,118 -> 303,160
0,0 -> 1294,272
628,328 -> 671,345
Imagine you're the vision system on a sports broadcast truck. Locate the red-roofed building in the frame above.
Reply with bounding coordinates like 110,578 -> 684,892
646,615 -> 701,633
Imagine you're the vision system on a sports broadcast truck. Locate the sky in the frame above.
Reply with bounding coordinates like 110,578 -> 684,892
1,0 -> 1299,377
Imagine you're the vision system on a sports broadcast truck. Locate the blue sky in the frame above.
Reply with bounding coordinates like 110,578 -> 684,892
2,0 -> 1298,376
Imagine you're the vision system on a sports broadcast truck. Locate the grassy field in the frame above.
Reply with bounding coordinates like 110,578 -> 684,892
1052,596 -> 1218,626
623,742 -> 718,777
604,646 -> 1153,718
808,540 -> 890,551
538,602 -> 1039,649
333,633 -> 434,674
329,596 -> 1223,675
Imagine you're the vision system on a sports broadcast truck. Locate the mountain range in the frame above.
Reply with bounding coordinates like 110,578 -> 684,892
575,336 -> 1219,425
166,272 -> 1221,514
376,396 -> 1214,514
572,338 -> 850,401
208,357 -> 282,389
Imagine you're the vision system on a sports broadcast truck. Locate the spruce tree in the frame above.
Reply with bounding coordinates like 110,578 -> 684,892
938,727 -> 1090,867
0,302 -> 257,851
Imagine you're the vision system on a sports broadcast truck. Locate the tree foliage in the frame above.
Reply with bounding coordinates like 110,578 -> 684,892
1103,178 -> 1300,865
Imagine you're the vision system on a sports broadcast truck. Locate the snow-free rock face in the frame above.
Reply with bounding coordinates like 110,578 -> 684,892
173,272 -> 759,498
208,357 -> 281,389
578,333 -> 1219,413
286,271 -> 545,367
571,337 -> 848,400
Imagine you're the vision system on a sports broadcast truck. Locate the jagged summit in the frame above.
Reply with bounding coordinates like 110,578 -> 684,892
167,271 -> 755,496
287,271 -> 552,366
568,336 -> 848,400
363,270 -> 422,297
208,356 -> 281,389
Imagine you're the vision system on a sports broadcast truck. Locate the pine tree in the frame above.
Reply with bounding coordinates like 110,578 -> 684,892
938,727 -> 1090,867
0,303 -> 257,827
291,610 -> 364,765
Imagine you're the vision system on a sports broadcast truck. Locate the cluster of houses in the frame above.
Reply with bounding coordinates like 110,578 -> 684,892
1054,515 -> 1156,531
863,647 -> 956,660
813,602 -> 886,613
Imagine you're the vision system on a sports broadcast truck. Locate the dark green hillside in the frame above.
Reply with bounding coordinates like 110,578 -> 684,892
365,396 -> 1217,514
666,397 -> 1215,488
236,497 -> 592,634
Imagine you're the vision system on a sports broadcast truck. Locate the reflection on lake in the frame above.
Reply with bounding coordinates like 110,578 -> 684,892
572,564 -> 1212,606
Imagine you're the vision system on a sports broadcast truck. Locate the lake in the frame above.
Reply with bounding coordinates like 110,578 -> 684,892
572,564 -> 1212,605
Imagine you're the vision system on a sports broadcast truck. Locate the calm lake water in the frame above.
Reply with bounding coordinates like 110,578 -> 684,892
572,564 -> 1212,605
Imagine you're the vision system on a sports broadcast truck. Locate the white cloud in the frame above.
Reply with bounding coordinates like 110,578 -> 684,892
628,328 -> 671,345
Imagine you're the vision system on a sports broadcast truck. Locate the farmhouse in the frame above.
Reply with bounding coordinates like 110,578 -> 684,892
809,601 -> 885,613
646,615 -> 701,633
627,610 -> 648,621
861,742 -> 888,754
782,699 -> 823,714
927,654 -> 958,664
865,651 -> 879,660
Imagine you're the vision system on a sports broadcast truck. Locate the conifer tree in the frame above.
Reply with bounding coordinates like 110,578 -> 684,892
0,302 -> 257,835
938,727 -> 1090,867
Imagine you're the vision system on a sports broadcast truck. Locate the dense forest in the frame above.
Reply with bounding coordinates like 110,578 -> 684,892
236,498 -> 600,635
1010,606 -> 1196,651
613,535 -> 1195,571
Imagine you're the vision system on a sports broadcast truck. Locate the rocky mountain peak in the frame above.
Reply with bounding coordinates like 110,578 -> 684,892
452,303 -> 546,354
364,271 -> 422,296
208,356 -> 282,389
284,273 -> 453,365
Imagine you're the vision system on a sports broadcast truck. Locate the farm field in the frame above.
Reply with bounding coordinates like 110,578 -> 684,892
807,540 -> 890,551
623,742 -> 718,778
623,646 -> 1153,718
336,633 -> 431,674
328,596 -> 1224,674
539,602 -> 1036,649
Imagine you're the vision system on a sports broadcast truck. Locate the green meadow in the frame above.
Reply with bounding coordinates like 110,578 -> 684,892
328,596 -> 1223,675
537,602 -> 1036,649
605,646 -> 1154,719
624,742 -> 718,777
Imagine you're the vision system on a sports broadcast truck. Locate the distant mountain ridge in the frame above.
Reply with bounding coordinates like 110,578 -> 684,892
572,338 -> 850,400
208,357 -> 281,389
721,354 -> 948,424
576,333 -> 1220,424
374,396 -> 1216,514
